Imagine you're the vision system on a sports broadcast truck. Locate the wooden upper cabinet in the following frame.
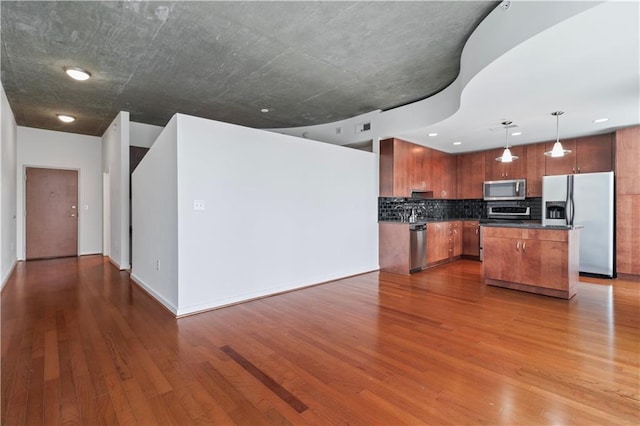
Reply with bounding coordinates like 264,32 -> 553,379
380,138 -> 419,197
545,134 -> 612,176
484,145 -> 526,181
616,126 -> 640,195
544,139 -> 577,175
432,150 -> 456,199
525,143 -> 546,197
410,145 -> 431,192
575,134 -> 613,174
457,152 -> 485,199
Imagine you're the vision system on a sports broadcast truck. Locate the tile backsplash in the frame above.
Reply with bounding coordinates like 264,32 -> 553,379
379,197 -> 542,222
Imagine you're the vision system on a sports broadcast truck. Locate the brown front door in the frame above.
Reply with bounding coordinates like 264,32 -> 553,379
26,167 -> 79,260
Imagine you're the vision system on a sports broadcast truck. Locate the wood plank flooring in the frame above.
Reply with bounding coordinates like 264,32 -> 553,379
2,255 -> 639,425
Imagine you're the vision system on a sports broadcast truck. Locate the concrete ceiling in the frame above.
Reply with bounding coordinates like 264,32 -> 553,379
1,1 -> 498,136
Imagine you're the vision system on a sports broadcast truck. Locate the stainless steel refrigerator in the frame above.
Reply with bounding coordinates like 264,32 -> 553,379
542,171 -> 614,277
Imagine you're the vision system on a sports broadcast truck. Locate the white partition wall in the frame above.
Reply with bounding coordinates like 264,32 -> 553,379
1,84 -> 18,288
102,112 -> 130,269
131,118 -> 179,312
132,114 -> 378,316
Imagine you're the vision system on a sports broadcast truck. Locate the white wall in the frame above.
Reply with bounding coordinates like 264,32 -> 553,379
131,118 -> 179,313
175,114 -> 378,315
130,121 -> 163,148
16,127 -> 102,259
102,112 -> 130,269
1,84 -> 18,288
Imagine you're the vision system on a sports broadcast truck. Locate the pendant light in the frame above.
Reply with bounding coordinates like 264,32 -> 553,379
544,111 -> 571,157
495,121 -> 518,162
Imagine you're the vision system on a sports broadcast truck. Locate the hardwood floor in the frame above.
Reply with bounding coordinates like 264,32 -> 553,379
2,256 -> 639,425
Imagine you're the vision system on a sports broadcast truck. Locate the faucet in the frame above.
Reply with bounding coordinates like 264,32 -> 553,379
409,207 -> 417,223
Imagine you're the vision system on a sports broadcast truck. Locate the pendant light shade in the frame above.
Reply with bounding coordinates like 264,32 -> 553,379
496,121 -> 518,162
544,111 -> 571,157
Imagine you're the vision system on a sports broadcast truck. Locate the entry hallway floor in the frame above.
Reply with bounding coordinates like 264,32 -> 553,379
1,256 -> 639,425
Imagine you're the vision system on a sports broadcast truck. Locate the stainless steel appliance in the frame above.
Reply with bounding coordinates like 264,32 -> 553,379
483,179 -> 526,201
487,205 -> 530,220
542,171 -> 614,277
409,224 -> 427,273
480,204 -> 532,260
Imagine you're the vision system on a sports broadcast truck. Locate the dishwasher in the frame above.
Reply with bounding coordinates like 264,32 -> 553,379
409,224 -> 428,273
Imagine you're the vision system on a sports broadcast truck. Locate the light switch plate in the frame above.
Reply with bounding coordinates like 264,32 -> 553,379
193,200 -> 205,211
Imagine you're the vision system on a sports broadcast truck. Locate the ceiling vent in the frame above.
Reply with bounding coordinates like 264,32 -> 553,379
355,122 -> 371,134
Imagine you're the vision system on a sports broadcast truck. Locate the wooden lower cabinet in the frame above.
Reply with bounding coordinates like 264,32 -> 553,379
462,221 -> 480,257
427,222 -> 449,264
482,226 -> 580,299
448,221 -> 463,257
426,221 -> 465,266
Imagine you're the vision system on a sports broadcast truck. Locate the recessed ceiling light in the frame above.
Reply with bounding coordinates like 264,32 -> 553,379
64,66 -> 91,81
593,117 -> 609,123
511,131 -> 522,136
452,141 -> 462,146
57,114 -> 75,123
260,108 -> 269,113
428,132 -> 438,137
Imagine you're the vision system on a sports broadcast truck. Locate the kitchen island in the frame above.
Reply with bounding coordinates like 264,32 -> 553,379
482,224 -> 581,299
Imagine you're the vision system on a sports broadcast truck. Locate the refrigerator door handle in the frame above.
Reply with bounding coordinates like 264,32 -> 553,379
570,175 -> 576,226
565,175 -> 570,226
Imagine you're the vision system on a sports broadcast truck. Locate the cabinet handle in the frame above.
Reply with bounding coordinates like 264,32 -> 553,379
572,167 -> 575,173
577,167 -> 580,173
522,242 -> 526,253
475,229 -> 479,235
516,241 -> 520,251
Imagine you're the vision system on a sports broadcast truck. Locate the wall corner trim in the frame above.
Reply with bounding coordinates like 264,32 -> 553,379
130,273 -> 178,316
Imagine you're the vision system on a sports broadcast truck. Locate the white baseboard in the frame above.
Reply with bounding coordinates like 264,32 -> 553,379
176,264 -> 379,317
107,256 -> 129,271
130,273 -> 178,316
1,260 -> 18,291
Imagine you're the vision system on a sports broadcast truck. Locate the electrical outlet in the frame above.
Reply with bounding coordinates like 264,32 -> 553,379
193,200 -> 205,211
156,260 -> 160,271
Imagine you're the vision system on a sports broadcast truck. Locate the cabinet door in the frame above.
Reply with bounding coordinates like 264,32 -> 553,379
483,237 -> 521,282
453,226 -> 463,256
427,223 -> 449,264
501,145 -> 526,179
576,134 -> 612,174
431,150 -> 456,199
462,222 -> 480,256
457,152 -> 485,199
411,145 -> 431,192
393,139 -> 413,196
485,146 -> 526,180
617,194 -> 640,275
616,126 -> 640,195
545,139 -> 577,175
447,221 -> 462,257
519,239 -> 568,290
526,143 -> 546,197
484,149 -> 503,181
379,138 -> 423,197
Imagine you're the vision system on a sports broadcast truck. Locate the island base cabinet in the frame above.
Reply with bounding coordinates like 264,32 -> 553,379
482,227 -> 579,299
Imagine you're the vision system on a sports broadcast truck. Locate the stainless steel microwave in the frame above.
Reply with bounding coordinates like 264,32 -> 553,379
483,179 -> 526,200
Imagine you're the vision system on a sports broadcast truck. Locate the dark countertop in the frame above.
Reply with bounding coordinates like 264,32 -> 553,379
480,222 -> 583,230
379,218 -> 482,225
